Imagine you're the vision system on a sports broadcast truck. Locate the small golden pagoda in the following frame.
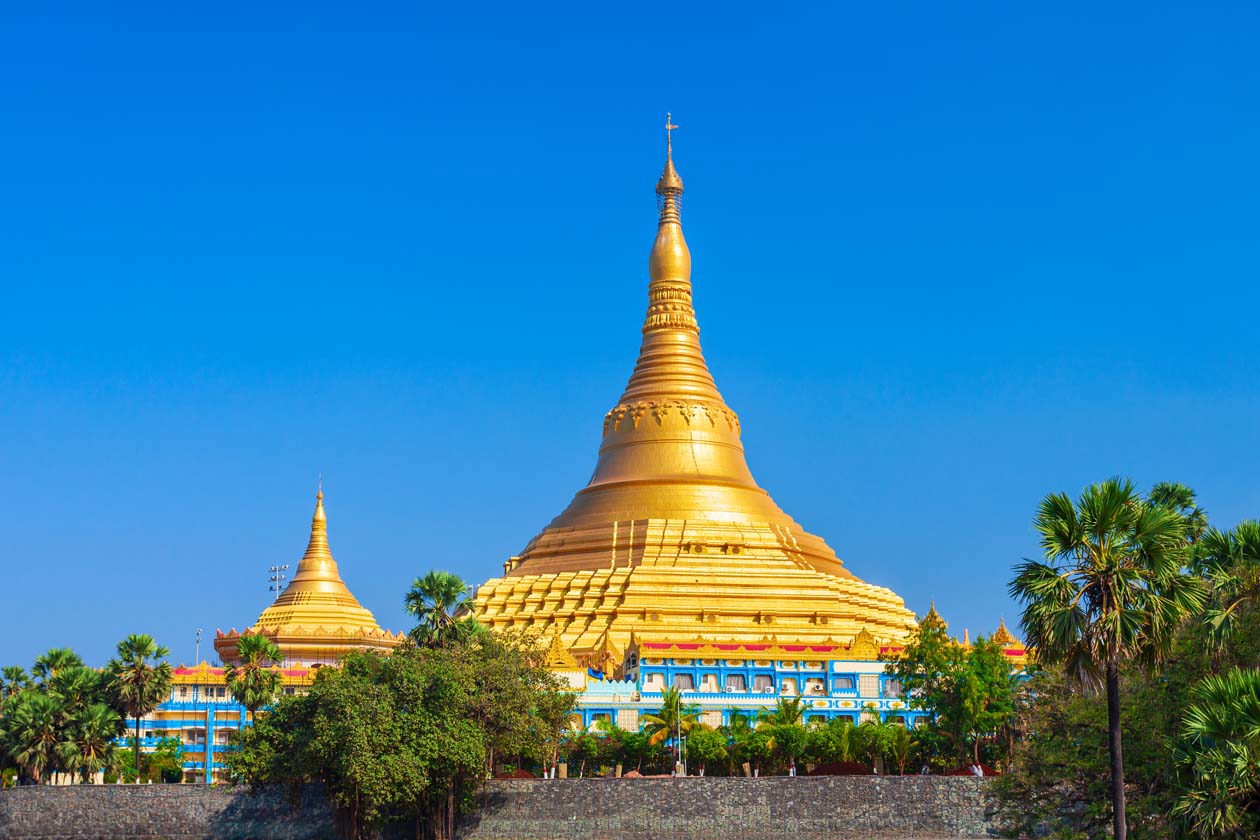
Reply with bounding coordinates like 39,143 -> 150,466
474,119 -> 915,668
215,489 -> 404,665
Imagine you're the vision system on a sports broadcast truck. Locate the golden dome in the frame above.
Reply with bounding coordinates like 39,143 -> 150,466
474,121 -> 915,665
215,489 -> 403,665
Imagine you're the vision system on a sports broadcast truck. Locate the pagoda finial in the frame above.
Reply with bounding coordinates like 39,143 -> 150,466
921,600 -> 947,631
655,112 -> 684,206
312,482 -> 326,530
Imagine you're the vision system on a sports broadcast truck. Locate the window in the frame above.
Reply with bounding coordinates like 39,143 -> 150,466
178,686 -> 188,699
858,674 -> 880,696
832,676 -> 854,691
644,673 -> 664,689
753,674 -> 774,692
886,715 -> 906,727
699,673 -> 719,691
672,673 -> 695,690
725,674 -> 746,691
882,678 -> 903,698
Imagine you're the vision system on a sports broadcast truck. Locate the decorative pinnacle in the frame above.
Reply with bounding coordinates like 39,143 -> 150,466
656,112 -> 684,200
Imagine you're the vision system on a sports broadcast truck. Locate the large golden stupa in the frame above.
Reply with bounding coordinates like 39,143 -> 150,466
215,490 -> 404,665
473,121 -> 915,668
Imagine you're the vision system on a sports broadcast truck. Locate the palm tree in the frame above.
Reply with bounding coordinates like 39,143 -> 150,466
5,691 -> 60,783
224,633 -> 283,730
404,571 -> 475,646
59,703 -> 121,783
1010,478 -> 1207,840
32,648 -> 83,685
48,666 -> 102,724
886,723 -> 916,775
1149,481 -> 1209,544
642,686 -> 699,747
1197,521 -> 1260,644
0,666 -> 32,701
759,696 -> 806,727
1171,667 -> 1260,837
105,634 -> 173,784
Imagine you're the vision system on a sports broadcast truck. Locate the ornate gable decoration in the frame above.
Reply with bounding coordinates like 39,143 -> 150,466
543,635 -> 581,671
847,628 -> 880,660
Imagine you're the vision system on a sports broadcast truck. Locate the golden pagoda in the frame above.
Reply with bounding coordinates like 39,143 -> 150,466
473,118 -> 915,669
215,489 -> 404,665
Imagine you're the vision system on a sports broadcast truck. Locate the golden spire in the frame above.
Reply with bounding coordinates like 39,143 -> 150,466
252,488 -> 381,631
621,113 -> 720,405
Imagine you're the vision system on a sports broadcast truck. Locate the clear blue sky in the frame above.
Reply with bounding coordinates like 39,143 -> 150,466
2,2 -> 1257,668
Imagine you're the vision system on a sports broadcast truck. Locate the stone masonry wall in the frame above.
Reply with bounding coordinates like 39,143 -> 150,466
0,777 -> 999,840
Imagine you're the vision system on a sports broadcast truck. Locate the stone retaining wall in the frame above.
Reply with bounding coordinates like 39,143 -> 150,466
0,777 -> 999,839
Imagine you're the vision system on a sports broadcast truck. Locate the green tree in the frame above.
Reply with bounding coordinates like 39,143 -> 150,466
1197,521 -> 1260,644
1171,667 -> 1260,838
404,571 -> 476,647
958,637 -> 1018,765
808,716 -> 857,765
766,723 -> 809,775
885,614 -> 1017,765
761,696 -> 806,727
32,648 -> 83,685
5,691 -> 60,783
225,634 -> 572,840
642,686 -> 699,747
48,665 -> 103,728
886,723 -> 916,775
1010,478 -> 1207,840
105,634 -> 173,786
852,719 -> 895,772
0,666 -> 32,700
58,702 -> 121,783
685,726 -> 728,775
224,633 -> 283,730
1149,482 -> 1209,544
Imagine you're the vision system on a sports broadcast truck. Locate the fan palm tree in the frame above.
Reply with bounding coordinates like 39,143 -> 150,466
32,648 -> 83,685
48,666 -> 102,725
1009,478 -> 1207,840
1197,521 -> 1260,644
59,702 -> 121,783
1149,481 -> 1209,544
1171,667 -> 1260,837
642,686 -> 699,747
404,571 -> 475,646
224,633 -> 283,730
0,666 -> 32,700
5,691 -> 61,783
105,634 -> 172,784
759,696 -> 806,728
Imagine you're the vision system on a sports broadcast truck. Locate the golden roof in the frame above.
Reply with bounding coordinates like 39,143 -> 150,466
992,617 -> 1018,646
215,490 -> 403,664
473,119 -> 915,665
